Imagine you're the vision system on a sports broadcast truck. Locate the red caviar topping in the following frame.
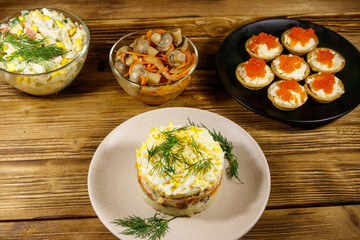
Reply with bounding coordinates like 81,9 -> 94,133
315,49 -> 334,68
312,73 -> 335,94
278,54 -> 303,73
249,32 -> 279,54
276,79 -> 306,103
244,58 -> 267,79
288,27 -> 316,47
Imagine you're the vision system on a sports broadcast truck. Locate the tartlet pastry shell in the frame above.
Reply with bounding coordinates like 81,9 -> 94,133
306,47 -> 345,73
304,73 -> 345,103
235,62 -> 275,90
245,36 -> 283,61
267,80 -> 307,111
281,29 -> 319,56
270,56 -> 310,81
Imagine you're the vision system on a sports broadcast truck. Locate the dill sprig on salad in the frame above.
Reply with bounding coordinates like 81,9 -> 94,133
146,126 -> 214,180
0,30 -> 67,64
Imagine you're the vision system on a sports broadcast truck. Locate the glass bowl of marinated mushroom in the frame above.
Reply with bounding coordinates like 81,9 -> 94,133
109,28 -> 198,105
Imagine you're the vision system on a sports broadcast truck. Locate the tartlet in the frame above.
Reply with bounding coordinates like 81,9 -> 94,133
281,27 -> 318,55
245,32 -> 283,61
271,54 -> 310,81
235,58 -> 275,90
136,123 -> 224,217
307,47 -> 345,73
304,72 -> 345,103
268,79 -> 308,110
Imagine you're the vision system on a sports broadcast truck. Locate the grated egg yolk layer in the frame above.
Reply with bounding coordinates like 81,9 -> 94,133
136,122 -> 224,200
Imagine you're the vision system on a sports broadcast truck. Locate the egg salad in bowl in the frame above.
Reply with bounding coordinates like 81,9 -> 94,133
0,8 -> 89,95
136,122 -> 225,217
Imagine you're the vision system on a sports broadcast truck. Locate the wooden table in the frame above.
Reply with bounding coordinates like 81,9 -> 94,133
1,0 -> 359,239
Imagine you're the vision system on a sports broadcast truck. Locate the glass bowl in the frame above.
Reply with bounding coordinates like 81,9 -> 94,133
109,29 -> 198,105
0,8 -> 90,95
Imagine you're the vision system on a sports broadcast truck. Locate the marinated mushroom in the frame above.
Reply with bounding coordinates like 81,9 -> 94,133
114,61 -> 128,75
179,37 -> 189,51
156,32 -> 173,52
150,32 -> 162,45
115,45 -> 129,61
168,50 -> 186,68
170,28 -> 183,47
130,36 -> 145,48
129,64 -> 146,83
133,39 -> 149,54
125,54 -> 137,66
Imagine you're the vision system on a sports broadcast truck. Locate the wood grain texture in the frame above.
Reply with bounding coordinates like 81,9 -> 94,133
0,1 -> 360,239
1,0 -> 360,21
0,205 -> 359,240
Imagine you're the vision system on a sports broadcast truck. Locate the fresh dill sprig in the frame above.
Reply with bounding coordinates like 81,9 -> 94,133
187,119 -> 242,183
147,127 -> 188,179
9,44 -> 67,63
112,212 -> 177,240
186,157 -> 213,176
0,31 -> 46,48
0,30 -> 67,63
184,136 -> 213,176
190,136 -> 204,158
147,126 -> 213,178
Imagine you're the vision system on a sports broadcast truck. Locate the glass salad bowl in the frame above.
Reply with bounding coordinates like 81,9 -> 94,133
109,29 -> 198,105
0,8 -> 90,95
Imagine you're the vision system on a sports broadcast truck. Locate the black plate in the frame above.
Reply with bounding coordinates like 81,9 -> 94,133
216,18 -> 360,125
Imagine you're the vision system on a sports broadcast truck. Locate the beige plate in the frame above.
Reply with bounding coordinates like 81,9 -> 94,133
88,107 -> 271,240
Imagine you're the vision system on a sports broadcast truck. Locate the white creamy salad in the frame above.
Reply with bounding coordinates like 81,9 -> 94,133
0,8 -> 86,74
0,8 -> 88,95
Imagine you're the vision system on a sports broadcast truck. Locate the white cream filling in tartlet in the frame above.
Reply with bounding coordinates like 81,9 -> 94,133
309,51 -> 344,71
306,76 -> 344,98
284,34 -> 316,51
273,56 -> 307,80
252,42 -> 280,59
238,64 -> 273,85
268,84 -> 307,107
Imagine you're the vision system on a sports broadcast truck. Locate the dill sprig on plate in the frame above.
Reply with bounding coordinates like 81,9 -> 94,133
0,30 -> 67,63
147,126 -> 213,178
187,119 -> 242,183
112,212 -> 177,240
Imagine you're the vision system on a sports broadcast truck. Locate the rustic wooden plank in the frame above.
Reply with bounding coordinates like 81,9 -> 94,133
244,205 -> 360,239
1,0 -> 359,21
0,205 -> 359,239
